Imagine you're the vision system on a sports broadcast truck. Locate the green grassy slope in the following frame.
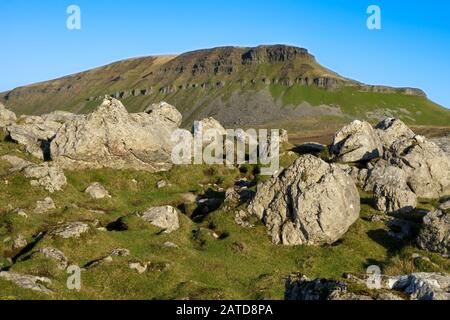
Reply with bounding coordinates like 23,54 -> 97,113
0,135 -> 449,300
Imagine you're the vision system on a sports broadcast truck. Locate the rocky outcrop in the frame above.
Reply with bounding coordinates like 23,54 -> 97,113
143,101 -> 183,128
50,98 -> 181,172
0,102 -> 17,129
373,166 -> 417,214
41,111 -> 79,123
192,117 -> 227,145
140,206 -> 180,233
0,271 -> 52,294
285,274 -> 398,300
417,210 -> 450,257
34,197 -> 56,214
85,182 -> 111,199
1,155 -> 67,193
385,135 -> 450,198
50,222 -> 90,239
348,272 -> 450,300
375,118 -> 415,150
6,116 -> 61,160
248,155 -> 360,246
39,247 -> 69,270
431,134 -> 450,158
331,120 -> 383,162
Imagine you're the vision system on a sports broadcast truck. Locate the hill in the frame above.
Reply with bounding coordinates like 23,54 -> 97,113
2,45 -> 450,130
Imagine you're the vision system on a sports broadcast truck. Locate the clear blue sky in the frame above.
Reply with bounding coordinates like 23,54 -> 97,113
1,0 -> 450,108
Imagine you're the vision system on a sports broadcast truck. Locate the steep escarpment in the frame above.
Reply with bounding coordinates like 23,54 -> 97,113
1,45 -> 449,128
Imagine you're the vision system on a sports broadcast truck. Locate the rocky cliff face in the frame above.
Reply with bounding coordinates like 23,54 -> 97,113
1,45 -> 446,128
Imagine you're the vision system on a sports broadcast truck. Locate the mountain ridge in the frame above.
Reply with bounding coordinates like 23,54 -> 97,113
2,44 -> 448,129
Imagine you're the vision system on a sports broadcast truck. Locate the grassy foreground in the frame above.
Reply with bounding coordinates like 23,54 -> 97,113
0,134 -> 449,300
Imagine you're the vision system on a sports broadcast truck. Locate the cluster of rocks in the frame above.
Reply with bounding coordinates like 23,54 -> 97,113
331,118 -> 450,214
1,155 -> 67,193
286,272 -> 450,301
1,98 -> 183,172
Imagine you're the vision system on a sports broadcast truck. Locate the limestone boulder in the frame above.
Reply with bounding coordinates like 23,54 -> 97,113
50,98 -> 181,172
248,155 -> 360,246
0,102 -> 17,128
375,118 -> 415,150
386,135 -> 450,198
417,210 -> 450,257
140,206 -> 180,233
373,166 -> 417,214
331,120 -> 383,162
7,115 -> 61,159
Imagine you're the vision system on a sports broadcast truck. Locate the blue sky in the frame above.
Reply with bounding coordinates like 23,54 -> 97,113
1,0 -> 450,108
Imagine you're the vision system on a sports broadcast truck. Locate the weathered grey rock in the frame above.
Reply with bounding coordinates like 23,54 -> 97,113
156,180 -> 169,189
50,98 -> 181,172
440,200 -> 450,211
394,273 -> 450,300
431,134 -> 450,158
373,166 -> 417,214
23,163 -> 67,193
248,155 -> 360,246
347,272 -> 450,300
85,182 -> 111,199
13,234 -> 27,250
34,197 -> 56,214
144,101 -> 182,128
7,115 -> 61,159
331,120 -> 383,162
0,103 -> 17,128
0,155 -> 33,172
285,274 -> 373,300
140,206 -> 180,233
129,262 -> 148,274
417,210 -> 450,257
1,155 -> 67,192
375,118 -> 415,150
0,271 -> 52,294
50,222 -> 90,239
41,111 -> 79,123
163,241 -> 179,248
39,247 -> 68,270
193,117 -> 226,146
386,135 -> 450,198
336,164 -> 368,188
110,248 -> 130,257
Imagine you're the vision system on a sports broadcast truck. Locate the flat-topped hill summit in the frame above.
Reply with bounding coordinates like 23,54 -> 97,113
2,45 -> 449,129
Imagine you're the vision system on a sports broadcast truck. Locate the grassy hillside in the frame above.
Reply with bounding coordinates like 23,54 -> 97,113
1,133 -> 449,299
2,45 -> 449,129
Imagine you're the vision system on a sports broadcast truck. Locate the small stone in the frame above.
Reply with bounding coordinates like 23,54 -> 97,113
163,242 -> 178,248
129,262 -> 148,274
140,206 -> 180,233
440,200 -> 450,211
34,197 -> 56,214
85,182 -> 111,199
15,209 -> 28,218
40,247 -> 68,270
0,271 -> 52,294
110,248 -> 130,257
13,235 -> 27,250
157,180 -> 169,189
50,222 -> 90,239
